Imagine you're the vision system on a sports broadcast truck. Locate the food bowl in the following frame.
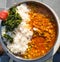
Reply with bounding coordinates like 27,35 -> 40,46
0,1 -> 60,62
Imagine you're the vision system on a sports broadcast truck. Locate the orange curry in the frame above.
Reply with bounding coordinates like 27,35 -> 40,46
22,11 -> 57,59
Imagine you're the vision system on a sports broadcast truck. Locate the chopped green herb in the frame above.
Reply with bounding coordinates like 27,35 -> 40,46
3,34 -> 13,43
1,7 -> 22,31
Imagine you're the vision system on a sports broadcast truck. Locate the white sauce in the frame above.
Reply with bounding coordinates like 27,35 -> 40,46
7,4 -> 33,54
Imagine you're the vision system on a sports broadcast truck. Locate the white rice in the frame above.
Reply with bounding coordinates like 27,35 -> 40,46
1,26 -> 6,36
7,4 -> 33,54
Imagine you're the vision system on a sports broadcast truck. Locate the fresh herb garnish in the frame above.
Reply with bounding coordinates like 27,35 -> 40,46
3,34 -> 13,43
1,7 -> 22,31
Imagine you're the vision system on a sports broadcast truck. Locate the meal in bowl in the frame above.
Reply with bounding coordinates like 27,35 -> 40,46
1,2 -> 57,59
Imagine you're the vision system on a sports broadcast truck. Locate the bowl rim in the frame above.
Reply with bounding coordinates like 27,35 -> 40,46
0,0 -> 60,62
